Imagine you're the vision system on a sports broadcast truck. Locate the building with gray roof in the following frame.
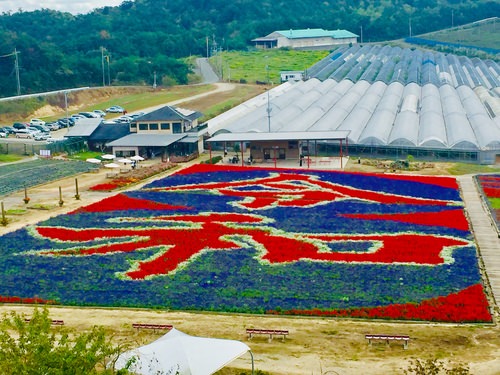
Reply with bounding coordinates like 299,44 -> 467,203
252,28 -> 358,50
207,45 -> 500,164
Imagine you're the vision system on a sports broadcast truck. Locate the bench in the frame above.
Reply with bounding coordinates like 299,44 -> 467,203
246,328 -> 289,342
365,334 -> 410,349
132,323 -> 173,333
25,318 -> 64,326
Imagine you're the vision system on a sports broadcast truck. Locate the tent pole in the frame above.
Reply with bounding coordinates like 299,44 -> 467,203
249,350 -> 254,375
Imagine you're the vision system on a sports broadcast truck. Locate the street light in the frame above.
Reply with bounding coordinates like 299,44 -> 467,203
265,56 -> 271,132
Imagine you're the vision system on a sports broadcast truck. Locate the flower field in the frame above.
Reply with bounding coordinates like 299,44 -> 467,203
475,174 -> 500,231
0,164 -> 492,322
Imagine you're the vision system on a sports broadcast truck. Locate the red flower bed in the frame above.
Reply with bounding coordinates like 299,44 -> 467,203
341,208 -> 470,231
267,284 -> 492,322
483,187 -> 500,198
70,194 -> 190,214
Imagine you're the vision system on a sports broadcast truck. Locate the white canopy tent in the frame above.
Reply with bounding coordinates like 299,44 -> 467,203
115,328 -> 253,375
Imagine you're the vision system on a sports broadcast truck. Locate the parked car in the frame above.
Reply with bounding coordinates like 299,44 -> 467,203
130,112 -> 145,119
29,124 -> 50,133
105,105 -> 125,113
70,114 -> 86,122
45,122 -> 60,131
30,118 -> 46,126
57,118 -> 75,128
1,126 -> 15,135
33,132 -> 50,141
79,111 -> 100,118
15,129 -> 35,139
92,109 -> 106,117
13,122 -> 28,130
0,131 -> 6,138
45,137 -> 64,143
114,116 -> 133,123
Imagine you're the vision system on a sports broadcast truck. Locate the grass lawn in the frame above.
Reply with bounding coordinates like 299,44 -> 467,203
40,84 -> 218,123
420,18 -> 499,50
212,49 -> 330,84
446,163 -> 499,175
66,151 -> 104,162
489,197 -> 500,209
0,154 -> 23,163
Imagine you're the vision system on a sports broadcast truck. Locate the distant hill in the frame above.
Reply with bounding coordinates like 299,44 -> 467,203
0,0 -> 498,97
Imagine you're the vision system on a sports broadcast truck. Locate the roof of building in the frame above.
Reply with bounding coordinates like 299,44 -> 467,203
106,133 -> 186,147
207,131 -> 349,143
274,28 -> 358,39
65,118 -> 101,137
88,123 -> 130,142
207,44 -> 500,152
136,106 -> 203,122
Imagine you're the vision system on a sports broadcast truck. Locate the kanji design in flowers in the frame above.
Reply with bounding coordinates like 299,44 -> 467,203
0,164 -> 490,322
31,211 -> 470,279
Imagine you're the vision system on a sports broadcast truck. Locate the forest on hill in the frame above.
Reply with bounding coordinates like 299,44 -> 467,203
0,0 -> 498,97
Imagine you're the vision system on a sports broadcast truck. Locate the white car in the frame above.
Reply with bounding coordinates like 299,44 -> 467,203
30,118 -> 46,126
15,129 -> 35,139
70,114 -> 86,122
106,105 -> 125,113
0,131 -> 6,138
92,110 -> 106,117
34,132 -> 50,141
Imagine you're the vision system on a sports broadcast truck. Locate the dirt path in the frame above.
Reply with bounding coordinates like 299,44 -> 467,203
1,304 -> 500,374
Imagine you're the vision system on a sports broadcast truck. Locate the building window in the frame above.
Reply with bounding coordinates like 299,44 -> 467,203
173,122 -> 182,134
160,123 -> 170,130
139,123 -> 148,131
149,123 -> 159,130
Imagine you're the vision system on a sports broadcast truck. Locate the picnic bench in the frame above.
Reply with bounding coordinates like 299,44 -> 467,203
132,323 -> 173,333
365,334 -> 410,349
25,318 -> 64,326
246,328 -> 289,342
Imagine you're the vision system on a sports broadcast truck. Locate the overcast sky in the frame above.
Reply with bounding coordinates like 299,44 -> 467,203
0,0 -> 125,14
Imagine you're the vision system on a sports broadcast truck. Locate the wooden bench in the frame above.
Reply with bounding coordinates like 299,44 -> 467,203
132,323 -> 173,333
246,328 -> 289,342
365,334 -> 410,349
25,318 -> 64,326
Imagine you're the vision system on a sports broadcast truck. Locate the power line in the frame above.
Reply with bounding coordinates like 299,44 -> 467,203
0,48 -> 21,95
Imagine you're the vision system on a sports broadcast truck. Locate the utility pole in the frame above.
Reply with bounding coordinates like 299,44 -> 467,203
1,49 -> 21,95
265,56 -> 271,132
13,48 -> 21,95
360,25 -> 363,44
409,15 -> 412,38
106,54 -> 111,85
101,47 -> 105,86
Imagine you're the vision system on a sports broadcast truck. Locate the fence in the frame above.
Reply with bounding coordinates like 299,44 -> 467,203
405,37 -> 500,56
0,138 -> 87,157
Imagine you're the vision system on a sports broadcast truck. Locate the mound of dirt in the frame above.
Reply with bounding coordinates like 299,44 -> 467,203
1,86 -> 153,123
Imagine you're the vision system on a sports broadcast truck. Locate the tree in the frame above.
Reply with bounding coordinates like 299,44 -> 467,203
0,306 -> 123,374
403,358 -> 470,375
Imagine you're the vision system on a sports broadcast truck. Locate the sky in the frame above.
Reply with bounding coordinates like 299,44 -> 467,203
0,0 -> 124,14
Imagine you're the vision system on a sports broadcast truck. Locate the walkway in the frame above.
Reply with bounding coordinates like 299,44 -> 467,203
458,175 -> 500,314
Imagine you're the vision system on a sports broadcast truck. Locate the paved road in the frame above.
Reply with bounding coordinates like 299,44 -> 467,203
195,57 -> 220,83
458,175 -> 500,314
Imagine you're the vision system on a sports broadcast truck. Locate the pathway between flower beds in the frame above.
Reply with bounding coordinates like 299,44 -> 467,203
458,175 -> 500,312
